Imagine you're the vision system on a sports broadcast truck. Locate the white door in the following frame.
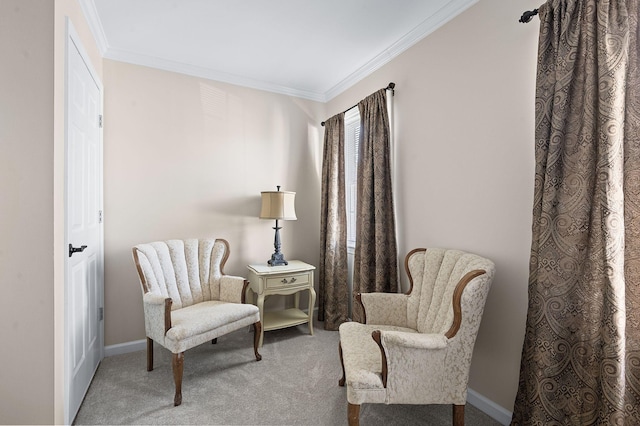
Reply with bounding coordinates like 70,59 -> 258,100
65,20 -> 104,424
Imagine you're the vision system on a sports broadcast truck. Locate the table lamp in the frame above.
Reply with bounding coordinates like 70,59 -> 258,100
260,186 -> 296,266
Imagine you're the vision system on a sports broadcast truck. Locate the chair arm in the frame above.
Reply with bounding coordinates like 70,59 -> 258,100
219,275 -> 248,304
144,292 -> 166,306
143,292 -> 172,343
358,292 -> 408,326
379,330 -> 448,350
373,330 -> 450,402
373,330 -> 447,388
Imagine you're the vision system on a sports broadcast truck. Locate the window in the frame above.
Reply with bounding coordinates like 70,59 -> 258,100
345,108 -> 360,249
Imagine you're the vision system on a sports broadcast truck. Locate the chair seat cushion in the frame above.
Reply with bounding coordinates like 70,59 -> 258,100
165,301 -> 260,352
339,321 -> 417,404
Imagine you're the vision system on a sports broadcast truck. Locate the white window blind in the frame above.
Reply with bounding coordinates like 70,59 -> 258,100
345,108 -> 360,249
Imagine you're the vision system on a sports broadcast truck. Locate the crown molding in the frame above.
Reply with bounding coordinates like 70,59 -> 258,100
80,0 -> 477,103
324,0 -> 478,101
78,0 -> 109,55
102,48 -> 327,102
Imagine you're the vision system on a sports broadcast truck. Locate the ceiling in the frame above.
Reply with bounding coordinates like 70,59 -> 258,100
81,0 -> 477,102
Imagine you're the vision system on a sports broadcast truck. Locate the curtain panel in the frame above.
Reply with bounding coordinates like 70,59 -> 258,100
318,113 -> 349,330
352,89 -> 398,321
512,0 -> 640,424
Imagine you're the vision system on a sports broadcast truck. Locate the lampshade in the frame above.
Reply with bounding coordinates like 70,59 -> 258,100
260,191 -> 297,220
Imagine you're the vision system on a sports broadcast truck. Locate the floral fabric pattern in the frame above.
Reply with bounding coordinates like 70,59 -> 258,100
319,113 -> 349,330
353,89 -> 398,302
512,1 -> 640,424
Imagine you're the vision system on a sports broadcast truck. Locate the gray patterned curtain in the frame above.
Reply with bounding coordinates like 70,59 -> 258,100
352,89 -> 398,320
319,113 -> 349,330
512,0 -> 640,424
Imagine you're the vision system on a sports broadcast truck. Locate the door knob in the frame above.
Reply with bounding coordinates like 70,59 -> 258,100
69,244 -> 88,257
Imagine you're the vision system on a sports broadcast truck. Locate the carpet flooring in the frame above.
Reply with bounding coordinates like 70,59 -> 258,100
73,320 -> 502,425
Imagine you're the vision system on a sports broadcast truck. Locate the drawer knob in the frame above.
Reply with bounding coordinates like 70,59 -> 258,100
281,277 -> 297,284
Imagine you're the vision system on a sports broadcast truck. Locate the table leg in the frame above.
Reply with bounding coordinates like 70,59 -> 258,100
257,293 -> 265,347
308,286 -> 316,336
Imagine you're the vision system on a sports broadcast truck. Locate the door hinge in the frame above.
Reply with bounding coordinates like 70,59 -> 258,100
98,210 -> 103,223
99,307 -> 104,321
98,114 -> 103,128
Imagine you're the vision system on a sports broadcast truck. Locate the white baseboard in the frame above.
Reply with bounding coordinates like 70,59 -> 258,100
467,388 -> 512,425
104,339 -> 146,357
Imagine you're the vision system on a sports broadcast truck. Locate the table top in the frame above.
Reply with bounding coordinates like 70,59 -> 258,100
247,260 -> 315,275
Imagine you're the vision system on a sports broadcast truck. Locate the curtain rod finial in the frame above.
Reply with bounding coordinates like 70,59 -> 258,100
519,8 -> 539,23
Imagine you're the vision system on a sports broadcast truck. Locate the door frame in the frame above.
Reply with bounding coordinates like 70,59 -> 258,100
64,17 -> 104,425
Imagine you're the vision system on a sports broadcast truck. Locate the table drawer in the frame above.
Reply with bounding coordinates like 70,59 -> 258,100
265,272 -> 310,289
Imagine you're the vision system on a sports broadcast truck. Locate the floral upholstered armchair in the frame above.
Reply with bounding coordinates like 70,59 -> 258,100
338,248 -> 495,426
132,238 -> 262,406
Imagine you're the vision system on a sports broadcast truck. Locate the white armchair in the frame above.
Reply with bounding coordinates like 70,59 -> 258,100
132,238 -> 262,406
338,248 -> 495,425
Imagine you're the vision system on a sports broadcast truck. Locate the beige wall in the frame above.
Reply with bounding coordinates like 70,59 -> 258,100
102,60 -> 324,345
325,0 -> 540,411
0,0 -> 101,423
0,2 -> 55,423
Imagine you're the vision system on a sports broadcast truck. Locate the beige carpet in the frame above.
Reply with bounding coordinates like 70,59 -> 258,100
73,320 -> 501,425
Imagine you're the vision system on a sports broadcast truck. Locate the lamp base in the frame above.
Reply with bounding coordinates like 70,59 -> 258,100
268,252 -> 288,266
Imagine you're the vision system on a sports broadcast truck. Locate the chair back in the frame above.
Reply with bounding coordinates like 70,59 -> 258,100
405,248 -> 494,335
132,238 -> 230,310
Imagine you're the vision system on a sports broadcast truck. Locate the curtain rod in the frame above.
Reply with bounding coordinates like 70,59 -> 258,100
321,82 -> 395,127
519,8 -> 539,23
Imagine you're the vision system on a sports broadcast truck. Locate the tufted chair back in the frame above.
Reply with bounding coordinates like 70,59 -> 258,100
405,248 -> 494,335
133,238 -> 231,310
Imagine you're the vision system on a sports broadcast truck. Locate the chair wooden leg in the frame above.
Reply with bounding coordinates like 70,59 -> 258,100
453,404 -> 464,426
253,321 -> 262,361
146,337 -> 154,371
348,403 -> 360,426
338,342 -> 346,387
172,352 -> 184,406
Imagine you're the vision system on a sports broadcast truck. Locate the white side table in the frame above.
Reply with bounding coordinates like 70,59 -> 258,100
247,260 -> 316,347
